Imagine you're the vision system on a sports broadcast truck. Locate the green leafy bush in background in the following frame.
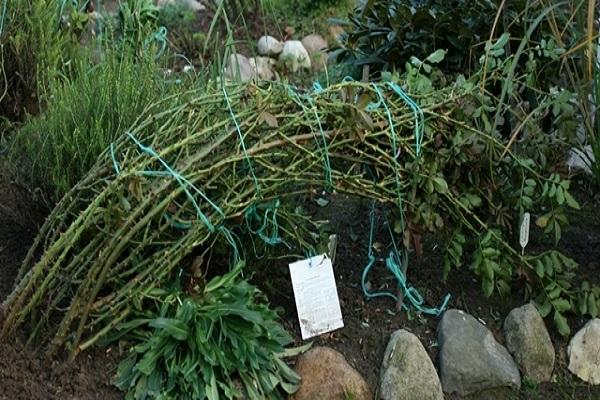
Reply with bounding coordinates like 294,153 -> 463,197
336,0 -> 580,76
108,264 -> 301,400
335,0 -> 591,170
338,0 -> 495,71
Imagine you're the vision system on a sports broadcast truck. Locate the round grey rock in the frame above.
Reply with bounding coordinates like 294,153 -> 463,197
568,318 -> 600,384
438,309 -> 521,396
248,57 -> 275,81
301,34 -> 328,71
379,329 -> 443,400
157,0 -> 205,11
504,303 -> 555,383
292,346 -> 372,400
223,54 -> 253,82
279,40 -> 311,72
257,35 -> 283,57
301,34 -> 327,54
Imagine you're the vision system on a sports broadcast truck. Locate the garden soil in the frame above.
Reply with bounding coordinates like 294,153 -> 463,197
1,168 -> 600,399
0,172 -> 121,400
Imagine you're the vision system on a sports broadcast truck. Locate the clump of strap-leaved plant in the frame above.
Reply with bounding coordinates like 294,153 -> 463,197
103,262 -> 303,400
0,47 -> 595,372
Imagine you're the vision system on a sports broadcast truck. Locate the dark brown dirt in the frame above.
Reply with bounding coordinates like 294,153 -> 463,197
0,338 -> 122,400
0,171 -> 122,400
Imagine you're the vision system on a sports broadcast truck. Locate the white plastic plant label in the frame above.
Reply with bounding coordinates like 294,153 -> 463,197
519,212 -> 530,254
288,254 -> 344,340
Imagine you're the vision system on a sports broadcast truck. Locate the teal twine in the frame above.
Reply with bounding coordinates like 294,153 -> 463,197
58,0 -> 67,26
144,26 -> 167,59
362,84 -> 448,315
312,81 -> 325,94
244,200 -> 283,246
361,203 -> 450,316
58,0 -> 78,27
222,84 -> 260,194
371,83 -> 405,225
244,200 -> 288,259
222,84 -> 286,252
387,81 -> 424,158
337,77 -> 423,158
123,132 -> 224,232
305,248 -> 318,268
95,0 -> 102,40
110,143 -> 120,175
163,213 -> 194,230
220,226 -> 242,265
286,85 -> 333,189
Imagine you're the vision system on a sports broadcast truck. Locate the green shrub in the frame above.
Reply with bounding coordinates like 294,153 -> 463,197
9,49 -> 177,202
334,0 -> 588,171
336,0 -> 580,79
109,264 -> 301,400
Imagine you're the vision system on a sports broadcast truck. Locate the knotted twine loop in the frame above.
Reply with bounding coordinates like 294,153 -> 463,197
361,202 -> 450,316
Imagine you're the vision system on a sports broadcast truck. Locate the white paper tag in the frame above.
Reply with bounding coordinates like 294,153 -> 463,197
519,212 -> 530,253
289,254 -> 344,340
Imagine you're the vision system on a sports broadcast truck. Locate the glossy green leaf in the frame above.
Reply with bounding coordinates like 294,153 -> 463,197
425,49 -> 447,64
589,294 -> 598,318
537,300 -> 552,318
535,260 -> 545,278
564,190 -> 580,209
551,298 -> 571,312
553,310 -> 571,336
432,177 -> 448,193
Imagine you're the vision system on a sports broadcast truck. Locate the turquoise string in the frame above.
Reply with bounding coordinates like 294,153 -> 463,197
222,84 -> 285,251
244,200 -> 283,246
110,133 -> 244,266
361,202 -> 450,316
371,83 -> 405,224
286,85 -> 333,189
220,226 -> 242,265
244,200 -> 288,259
58,0 -> 78,27
110,143 -> 120,175
222,84 -> 260,194
163,213 -> 194,230
387,81 -> 424,157
337,76 -> 423,158
57,0 -> 67,26
124,132 -> 224,232
359,81 -> 448,315
150,26 -> 168,59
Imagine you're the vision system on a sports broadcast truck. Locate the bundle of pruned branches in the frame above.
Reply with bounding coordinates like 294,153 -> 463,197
0,76 -> 590,356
